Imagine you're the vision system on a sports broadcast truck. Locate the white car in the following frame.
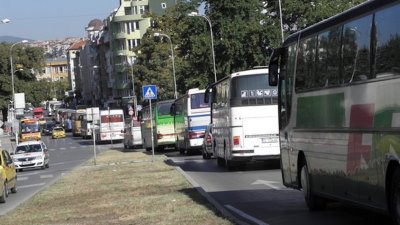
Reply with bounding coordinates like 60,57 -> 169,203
12,141 -> 49,172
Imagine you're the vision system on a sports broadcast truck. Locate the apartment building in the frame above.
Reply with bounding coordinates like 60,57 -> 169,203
109,0 -> 177,104
69,0 -> 177,108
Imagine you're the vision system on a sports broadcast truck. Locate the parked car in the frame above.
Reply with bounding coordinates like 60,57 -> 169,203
0,149 -> 17,203
201,123 -> 213,159
12,141 -> 49,171
52,126 -> 66,139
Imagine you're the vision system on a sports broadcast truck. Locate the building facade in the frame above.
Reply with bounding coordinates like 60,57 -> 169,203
68,0 -> 177,109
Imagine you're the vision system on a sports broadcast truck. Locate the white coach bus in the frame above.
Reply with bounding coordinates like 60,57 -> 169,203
95,109 -> 124,143
171,88 -> 211,155
268,0 -> 400,221
204,67 -> 280,170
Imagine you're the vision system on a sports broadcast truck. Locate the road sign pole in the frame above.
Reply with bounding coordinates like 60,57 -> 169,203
92,107 -> 96,166
149,100 -> 155,162
142,85 -> 157,163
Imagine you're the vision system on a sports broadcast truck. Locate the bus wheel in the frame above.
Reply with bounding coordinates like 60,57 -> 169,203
300,161 -> 326,210
390,167 -> 400,224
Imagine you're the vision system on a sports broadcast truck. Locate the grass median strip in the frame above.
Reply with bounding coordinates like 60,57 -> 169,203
1,150 -> 235,225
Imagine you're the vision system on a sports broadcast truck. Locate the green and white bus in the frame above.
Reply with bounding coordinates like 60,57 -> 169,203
140,99 -> 176,151
269,0 -> 400,221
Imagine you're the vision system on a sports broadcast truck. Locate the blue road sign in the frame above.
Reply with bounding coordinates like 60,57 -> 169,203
142,85 -> 157,100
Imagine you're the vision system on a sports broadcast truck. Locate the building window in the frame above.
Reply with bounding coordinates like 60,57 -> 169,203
139,6 -> 145,14
161,3 -> 167,9
124,7 -> 132,15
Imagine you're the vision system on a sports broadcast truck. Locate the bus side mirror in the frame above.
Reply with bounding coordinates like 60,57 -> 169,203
269,48 -> 282,86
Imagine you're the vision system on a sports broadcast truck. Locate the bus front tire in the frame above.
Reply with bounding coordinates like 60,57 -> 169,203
300,162 -> 326,211
390,167 -> 400,224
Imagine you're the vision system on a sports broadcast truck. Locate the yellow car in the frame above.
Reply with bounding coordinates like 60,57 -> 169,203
52,126 -> 66,139
0,149 -> 17,203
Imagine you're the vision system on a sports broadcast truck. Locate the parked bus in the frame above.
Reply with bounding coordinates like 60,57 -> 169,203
95,109 -> 124,143
204,67 -> 279,170
171,88 -> 211,154
140,99 -> 175,151
19,118 -> 41,142
268,0 -> 400,221
46,100 -> 62,117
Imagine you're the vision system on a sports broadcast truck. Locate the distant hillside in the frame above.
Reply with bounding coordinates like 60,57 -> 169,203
0,36 -> 34,43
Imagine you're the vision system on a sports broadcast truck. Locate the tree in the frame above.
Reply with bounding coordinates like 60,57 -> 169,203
0,43 -> 45,120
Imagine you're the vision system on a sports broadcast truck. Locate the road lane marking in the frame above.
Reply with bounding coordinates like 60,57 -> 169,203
251,179 -> 282,190
19,182 -> 46,189
18,176 -> 28,181
40,174 -> 54,179
224,204 -> 269,225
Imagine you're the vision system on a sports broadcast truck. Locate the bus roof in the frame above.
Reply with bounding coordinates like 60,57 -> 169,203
230,68 -> 269,78
187,88 -> 206,95
283,0 -> 396,46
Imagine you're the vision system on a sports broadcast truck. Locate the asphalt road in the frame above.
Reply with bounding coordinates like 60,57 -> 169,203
0,132 -> 112,215
0,134 -> 395,225
165,152 -> 394,225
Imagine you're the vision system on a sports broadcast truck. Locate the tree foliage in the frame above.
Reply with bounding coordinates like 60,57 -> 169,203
0,43 -> 51,119
130,0 -> 366,104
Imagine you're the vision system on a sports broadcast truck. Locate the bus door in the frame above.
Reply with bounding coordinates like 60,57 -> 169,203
270,45 -> 297,187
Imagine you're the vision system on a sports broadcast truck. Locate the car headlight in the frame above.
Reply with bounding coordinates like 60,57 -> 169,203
35,156 -> 43,160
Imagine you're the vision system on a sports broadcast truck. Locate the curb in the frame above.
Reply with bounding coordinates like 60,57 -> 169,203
164,157 -> 249,225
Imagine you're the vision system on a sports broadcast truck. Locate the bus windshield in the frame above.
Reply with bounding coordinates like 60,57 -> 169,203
21,121 -> 40,133
191,93 -> 210,109
230,74 -> 278,107
157,102 -> 173,116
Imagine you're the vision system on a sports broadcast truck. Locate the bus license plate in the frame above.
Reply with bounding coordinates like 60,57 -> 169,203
261,138 -> 278,143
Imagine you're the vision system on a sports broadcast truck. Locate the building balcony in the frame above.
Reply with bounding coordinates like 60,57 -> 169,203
113,15 -> 142,22
114,32 -> 130,40
115,49 -> 130,57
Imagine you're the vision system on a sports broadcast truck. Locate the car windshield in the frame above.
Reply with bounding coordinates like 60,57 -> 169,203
54,127 -> 63,131
16,144 -> 42,154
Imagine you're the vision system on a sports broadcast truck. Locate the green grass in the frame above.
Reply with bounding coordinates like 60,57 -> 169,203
0,150 -> 234,225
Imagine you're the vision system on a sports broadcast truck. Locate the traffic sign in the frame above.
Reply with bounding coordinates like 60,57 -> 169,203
142,85 -> 157,100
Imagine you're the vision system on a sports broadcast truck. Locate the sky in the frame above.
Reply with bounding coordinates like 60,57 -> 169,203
0,0 -> 120,41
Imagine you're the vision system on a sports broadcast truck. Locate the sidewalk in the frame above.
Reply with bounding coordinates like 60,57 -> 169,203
0,134 -> 16,153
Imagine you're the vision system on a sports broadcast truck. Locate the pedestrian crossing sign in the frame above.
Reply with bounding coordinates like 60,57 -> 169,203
142,85 -> 157,100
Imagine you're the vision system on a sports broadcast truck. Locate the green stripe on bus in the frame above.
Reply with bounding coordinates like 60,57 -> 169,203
297,93 -> 345,128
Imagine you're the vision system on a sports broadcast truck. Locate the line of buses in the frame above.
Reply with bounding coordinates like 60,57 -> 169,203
138,66 -> 280,170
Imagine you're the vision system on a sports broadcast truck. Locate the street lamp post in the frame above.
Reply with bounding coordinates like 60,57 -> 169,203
128,56 -> 138,117
153,32 -> 178,99
9,40 -> 28,141
188,12 -> 217,82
